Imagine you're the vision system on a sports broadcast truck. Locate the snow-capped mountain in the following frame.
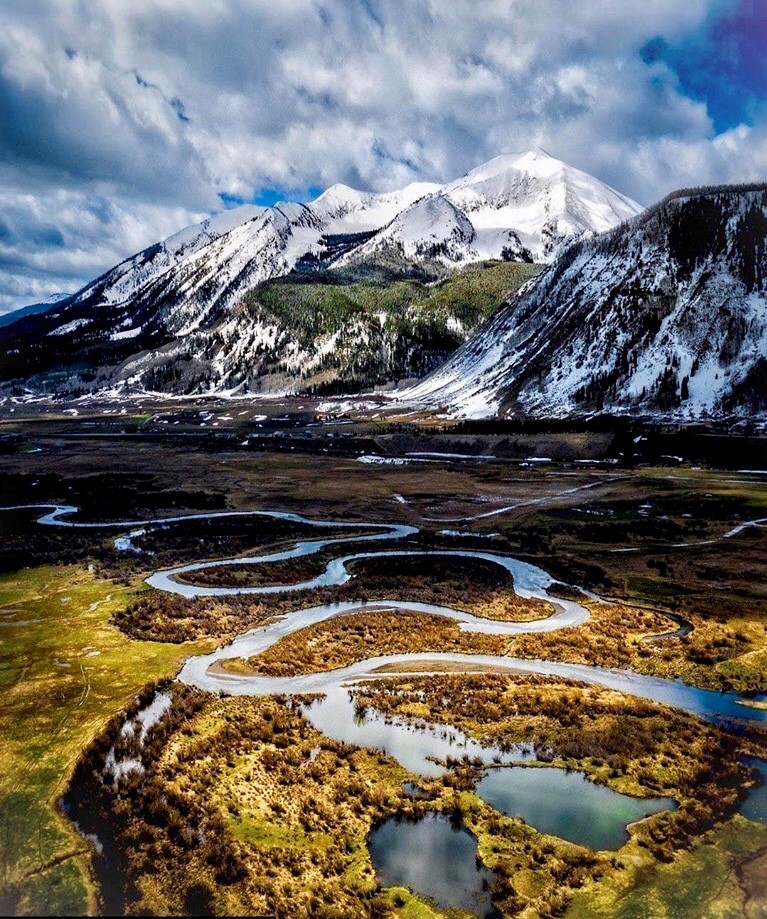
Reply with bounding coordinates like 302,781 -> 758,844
397,184 -> 767,419
0,292 -> 71,329
0,150 -> 641,393
442,150 -> 642,261
338,149 -> 641,268
337,194 -> 479,268
309,181 -> 440,229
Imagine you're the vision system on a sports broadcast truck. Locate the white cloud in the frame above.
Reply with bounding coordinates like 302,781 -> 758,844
0,0 -> 764,312
0,189 -> 206,310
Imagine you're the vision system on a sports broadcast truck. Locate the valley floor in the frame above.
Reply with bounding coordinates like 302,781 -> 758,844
1,401 -> 767,917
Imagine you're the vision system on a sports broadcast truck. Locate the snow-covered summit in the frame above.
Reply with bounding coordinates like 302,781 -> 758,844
338,194 -> 477,266
310,181 -> 441,231
162,204 -> 266,256
442,148 -> 642,260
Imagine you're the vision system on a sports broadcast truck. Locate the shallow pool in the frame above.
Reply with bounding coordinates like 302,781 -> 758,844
476,765 -> 676,849
741,757 -> 767,823
368,811 -> 497,917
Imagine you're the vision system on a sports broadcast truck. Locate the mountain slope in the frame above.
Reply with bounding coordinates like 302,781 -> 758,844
309,181 -> 441,229
397,185 -> 767,419
337,195 -> 479,269
442,150 -> 641,261
67,261 -> 540,396
0,151 -> 641,394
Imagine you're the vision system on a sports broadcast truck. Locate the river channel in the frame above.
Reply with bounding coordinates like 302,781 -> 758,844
7,502 -> 767,915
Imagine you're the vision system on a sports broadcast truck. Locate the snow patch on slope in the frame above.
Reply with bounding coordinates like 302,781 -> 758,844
396,186 -> 767,420
339,195 -> 478,266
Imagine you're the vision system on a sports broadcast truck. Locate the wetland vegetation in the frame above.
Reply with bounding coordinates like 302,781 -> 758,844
2,406 -> 767,917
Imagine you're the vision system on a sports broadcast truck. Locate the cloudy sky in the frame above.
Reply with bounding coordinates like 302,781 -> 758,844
1,0 -> 765,314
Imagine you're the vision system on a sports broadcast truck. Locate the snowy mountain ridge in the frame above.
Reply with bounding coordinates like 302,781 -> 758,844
0,150 -> 643,394
13,149 -> 640,338
395,184 -> 767,419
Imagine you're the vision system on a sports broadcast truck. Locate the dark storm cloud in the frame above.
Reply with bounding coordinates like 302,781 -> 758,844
0,0 -> 765,313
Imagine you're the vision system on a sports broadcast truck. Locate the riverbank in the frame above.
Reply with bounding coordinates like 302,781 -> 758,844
0,565 -> 214,915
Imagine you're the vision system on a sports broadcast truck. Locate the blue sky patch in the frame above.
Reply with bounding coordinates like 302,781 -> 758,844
641,0 -> 767,133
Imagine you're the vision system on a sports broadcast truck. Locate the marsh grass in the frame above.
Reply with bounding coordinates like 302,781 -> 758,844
0,565 -> 213,914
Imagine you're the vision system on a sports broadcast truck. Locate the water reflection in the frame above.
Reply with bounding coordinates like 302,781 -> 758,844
476,766 -> 675,850
368,812 -> 497,918
741,757 -> 767,823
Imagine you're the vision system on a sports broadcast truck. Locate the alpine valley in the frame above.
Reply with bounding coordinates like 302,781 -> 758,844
8,8 -> 767,919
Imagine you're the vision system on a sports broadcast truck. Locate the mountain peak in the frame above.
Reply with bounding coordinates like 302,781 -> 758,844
399,184 -> 767,419
439,150 -> 642,259
459,149 -> 564,184
311,183 -> 366,208
163,203 -> 267,255
336,192 -> 476,269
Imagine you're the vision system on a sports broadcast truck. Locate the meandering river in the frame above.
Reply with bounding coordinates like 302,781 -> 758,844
8,501 -> 767,912
7,502 -> 767,732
